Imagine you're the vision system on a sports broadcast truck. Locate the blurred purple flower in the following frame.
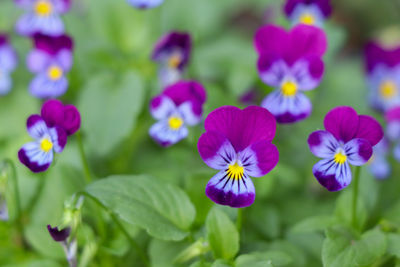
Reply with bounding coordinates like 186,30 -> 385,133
365,42 -> 400,112
0,34 -> 18,95
284,0 -> 332,27
152,32 -> 192,87
18,99 -> 81,173
27,33 -> 73,98
47,224 -> 70,242
254,24 -> 327,123
149,80 -> 206,147
127,0 -> 164,9
385,106 -> 400,161
198,106 -> 279,208
367,138 -> 390,179
308,106 -> 383,191
15,0 -> 71,36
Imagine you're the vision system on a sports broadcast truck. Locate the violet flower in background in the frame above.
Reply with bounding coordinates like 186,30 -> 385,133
15,0 -> 71,37
0,34 -> 18,95
18,99 -> 81,172
149,80 -> 206,147
127,0 -> 164,9
308,106 -> 383,191
197,106 -> 279,208
254,24 -> 327,123
365,42 -> 400,112
27,33 -> 73,98
48,225 -> 77,266
367,138 -> 390,180
284,0 -> 332,27
385,106 -> 400,161
152,32 -> 192,87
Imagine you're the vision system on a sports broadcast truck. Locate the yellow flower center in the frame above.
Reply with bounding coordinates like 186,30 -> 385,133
35,0 -> 53,16
47,65 -> 63,81
168,53 -> 182,69
299,13 -> 315,25
40,138 -> 53,152
334,151 -> 347,165
168,116 -> 183,130
281,81 -> 298,97
227,162 -> 244,180
379,80 -> 397,99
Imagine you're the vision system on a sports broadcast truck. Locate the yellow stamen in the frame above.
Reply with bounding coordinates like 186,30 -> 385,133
35,0 -> 53,16
168,53 -> 182,69
379,80 -> 397,99
334,151 -> 347,165
168,116 -> 183,130
299,13 -> 315,25
47,65 -> 63,81
40,138 -> 53,152
281,81 -> 298,97
226,162 -> 244,180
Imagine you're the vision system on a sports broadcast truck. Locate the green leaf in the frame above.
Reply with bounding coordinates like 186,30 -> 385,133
86,175 -> 196,241
322,226 -> 387,267
290,215 -> 338,233
78,71 -> 145,157
148,238 -> 190,267
206,208 -> 239,260
25,224 -> 64,260
335,191 -> 367,230
235,251 -> 292,267
387,233 -> 400,258
211,259 -> 232,267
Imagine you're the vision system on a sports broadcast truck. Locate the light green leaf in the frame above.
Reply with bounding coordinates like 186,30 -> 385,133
148,238 -> 190,267
387,233 -> 400,258
206,208 -> 239,260
290,215 -> 338,233
78,71 -> 145,156
86,175 -> 196,241
235,251 -> 292,267
322,227 -> 387,267
335,191 -> 367,230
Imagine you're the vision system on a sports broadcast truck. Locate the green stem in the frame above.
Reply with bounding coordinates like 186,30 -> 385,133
80,192 -> 149,267
236,208 -> 243,232
352,166 -> 361,229
76,131 -> 92,184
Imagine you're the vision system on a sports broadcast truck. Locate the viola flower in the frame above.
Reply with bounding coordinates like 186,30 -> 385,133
152,32 -> 192,87
48,224 -> 77,266
149,80 -> 206,147
15,0 -> 71,36
365,42 -> 400,112
127,0 -> 164,9
27,33 -> 73,98
367,138 -> 390,179
308,106 -> 383,191
18,100 -> 81,172
197,106 -> 279,208
254,24 -> 327,123
284,0 -> 332,27
47,225 -> 70,242
385,106 -> 400,161
0,34 -> 18,95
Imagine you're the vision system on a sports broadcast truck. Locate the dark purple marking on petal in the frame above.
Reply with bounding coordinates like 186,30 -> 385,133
365,42 -> 400,73
47,225 -> 70,242
18,148 -> 50,173
33,33 -> 74,55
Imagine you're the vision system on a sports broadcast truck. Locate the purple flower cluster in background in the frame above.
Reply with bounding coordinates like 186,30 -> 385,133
284,0 -> 332,27
0,34 -> 18,95
254,24 -> 327,123
127,0 -> 164,9
18,99 -> 80,172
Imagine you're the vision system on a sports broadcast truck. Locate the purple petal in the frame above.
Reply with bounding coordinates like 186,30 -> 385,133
158,67 -> 182,88
261,91 -> 312,124
29,73 -> 68,98
127,0 -> 164,9
204,106 -> 277,152
149,119 -> 188,147
394,143 -> 400,162
365,42 -> 400,73
26,50 -> 51,73
54,0 -> 72,13
313,158 -> 351,191
55,49 -> 73,71
344,138 -> 373,166
62,105 -> 81,136
291,56 -> 324,90
368,155 -> 390,179
308,130 -> 339,158
205,170 -> 255,208
162,80 -> 207,106
16,14 -> 65,37
150,96 -> 176,120
238,140 -> 279,177
47,225 -> 70,242
254,24 -> 289,55
385,106 -> 400,123
387,122 -> 400,141
285,0 -> 332,17
257,55 -> 287,87
178,101 -> 202,126
198,131 -> 236,170
355,115 -> 383,146
0,44 -> 18,72
324,106 -> 359,143
33,33 -> 74,55
41,99 -> 65,127
49,126 -> 67,153
18,142 -> 53,173
27,114 -> 49,139
0,73 -> 12,95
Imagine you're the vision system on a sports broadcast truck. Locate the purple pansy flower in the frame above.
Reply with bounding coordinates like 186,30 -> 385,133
197,106 -> 279,208
0,34 -> 18,95
254,24 -> 327,123
149,80 -> 206,147
365,42 -> 400,112
152,32 -> 192,87
367,138 -> 390,179
308,106 -> 383,191
18,99 -> 81,173
27,33 -> 73,98
127,0 -> 164,9
47,224 -> 70,242
15,0 -> 71,37
385,106 -> 400,161
284,0 -> 332,27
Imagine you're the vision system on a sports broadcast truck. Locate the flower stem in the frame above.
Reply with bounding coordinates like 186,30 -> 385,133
76,131 -> 92,184
352,166 -> 361,229
80,192 -> 149,267
236,208 -> 243,232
